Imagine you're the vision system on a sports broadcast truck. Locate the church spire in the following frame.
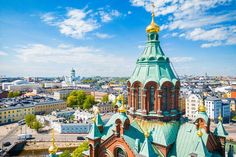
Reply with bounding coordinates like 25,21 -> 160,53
146,3 -> 160,33
48,129 -> 58,157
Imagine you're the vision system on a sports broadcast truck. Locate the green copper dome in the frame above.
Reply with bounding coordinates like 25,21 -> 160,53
129,32 -> 178,87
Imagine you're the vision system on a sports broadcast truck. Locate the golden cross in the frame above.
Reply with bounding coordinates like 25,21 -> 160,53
152,2 -> 155,14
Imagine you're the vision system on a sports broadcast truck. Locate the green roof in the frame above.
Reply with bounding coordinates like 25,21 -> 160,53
101,112 -> 129,141
129,36 -> 178,87
86,121 -> 102,140
139,136 -> 158,157
123,120 -> 145,154
193,136 -> 211,157
214,121 -> 228,137
194,111 -> 209,124
150,121 -> 179,146
96,113 -> 104,126
172,123 -> 209,157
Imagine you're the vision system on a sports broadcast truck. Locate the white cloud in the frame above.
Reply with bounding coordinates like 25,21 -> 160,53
128,11 -> 132,15
185,26 -> 236,47
186,28 -> 227,41
58,9 -> 100,39
94,33 -> 113,39
15,44 -> 134,76
40,13 -> 56,25
137,45 -> 145,49
0,50 -> 8,56
41,8 -> 122,39
201,41 -> 222,48
170,57 -> 194,63
98,9 -> 121,23
130,0 -> 236,48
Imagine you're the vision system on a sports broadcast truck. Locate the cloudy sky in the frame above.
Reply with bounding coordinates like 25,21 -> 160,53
0,0 -> 236,77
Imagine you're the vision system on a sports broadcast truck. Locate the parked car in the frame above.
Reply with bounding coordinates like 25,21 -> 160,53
18,134 -> 33,140
2,142 -> 11,147
77,136 -> 85,141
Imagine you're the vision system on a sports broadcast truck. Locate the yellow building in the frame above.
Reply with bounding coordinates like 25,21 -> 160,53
35,100 -> 67,114
0,105 -> 35,124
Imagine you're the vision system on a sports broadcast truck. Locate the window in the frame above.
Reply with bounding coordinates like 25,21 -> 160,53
137,86 -> 141,109
149,86 -> 155,111
116,148 -> 126,157
162,86 -> 168,111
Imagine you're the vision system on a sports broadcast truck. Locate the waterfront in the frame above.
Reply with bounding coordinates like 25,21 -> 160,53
17,147 -> 76,157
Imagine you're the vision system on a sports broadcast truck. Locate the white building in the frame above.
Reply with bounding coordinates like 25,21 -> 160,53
54,89 -> 73,100
44,82 -> 62,88
62,68 -> 80,87
74,110 -> 93,122
52,122 -> 91,134
185,94 -> 202,120
2,80 -> 40,91
108,93 -> 116,102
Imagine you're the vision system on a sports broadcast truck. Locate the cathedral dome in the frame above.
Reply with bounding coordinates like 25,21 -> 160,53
146,13 -> 160,33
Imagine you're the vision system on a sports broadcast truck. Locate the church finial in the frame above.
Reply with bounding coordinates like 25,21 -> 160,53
48,129 -> 58,155
118,94 -> 126,113
218,109 -> 223,122
146,2 -> 160,33
198,99 -> 206,112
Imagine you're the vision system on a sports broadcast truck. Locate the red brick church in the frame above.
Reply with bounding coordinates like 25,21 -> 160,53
83,8 -> 228,157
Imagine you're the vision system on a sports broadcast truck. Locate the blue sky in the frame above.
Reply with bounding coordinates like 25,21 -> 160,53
0,0 -> 236,77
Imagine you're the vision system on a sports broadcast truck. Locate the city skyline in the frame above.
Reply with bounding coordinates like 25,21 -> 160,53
0,0 -> 236,77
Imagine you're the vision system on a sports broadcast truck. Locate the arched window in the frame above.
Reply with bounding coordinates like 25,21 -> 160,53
162,86 -> 168,111
137,86 -> 141,109
116,148 -> 126,157
149,86 -> 155,111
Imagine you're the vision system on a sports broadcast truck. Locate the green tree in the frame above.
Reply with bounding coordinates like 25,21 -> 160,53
83,95 -> 95,109
67,95 -> 78,107
8,91 -> 14,98
76,90 -> 87,108
71,141 -> 89,157
66,90 -> 87,108
24,114 -> 36,128
32,120 -> 43,132
13,91 -> 21,97
101,94 -> 109,103
59,150 -> 71,157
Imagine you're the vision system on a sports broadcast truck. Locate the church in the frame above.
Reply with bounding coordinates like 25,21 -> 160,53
82,8 -> 228,157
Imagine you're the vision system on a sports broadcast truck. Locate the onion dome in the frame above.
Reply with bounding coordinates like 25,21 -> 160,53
198,100 -> 206,112
197,130 -> 203,137
218,114 -> 223,122
144,130 -> 149,138
146,12 -> 160,33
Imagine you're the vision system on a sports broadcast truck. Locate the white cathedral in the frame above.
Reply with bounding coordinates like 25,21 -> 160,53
62,68 -> 80,87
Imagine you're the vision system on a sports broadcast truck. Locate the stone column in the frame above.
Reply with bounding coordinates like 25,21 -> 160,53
171,88 -> 175,111
131,88 -> 135,111
142,88 -> 147,114
157,89 -> 162,114
127,86 -> 131,108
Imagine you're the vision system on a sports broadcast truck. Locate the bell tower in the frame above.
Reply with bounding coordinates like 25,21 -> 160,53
127,3 -> 180,121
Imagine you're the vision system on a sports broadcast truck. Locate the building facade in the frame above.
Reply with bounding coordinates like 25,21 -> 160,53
205,97 -> 222,122
85,10 -> 227,157
0,96 -> 66,125
0,104 -> 35,124
35,100 -> 67,114
185,93 -> 201,120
